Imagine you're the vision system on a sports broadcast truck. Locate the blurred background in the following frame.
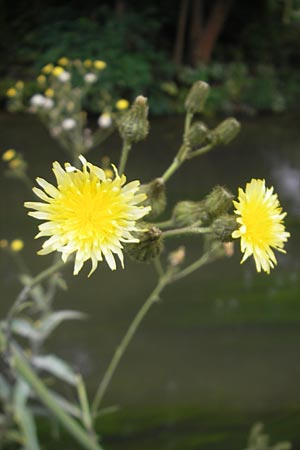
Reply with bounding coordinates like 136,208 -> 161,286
1,1 -> 300,449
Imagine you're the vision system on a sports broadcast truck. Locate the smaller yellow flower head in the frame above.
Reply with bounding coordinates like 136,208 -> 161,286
94,60 -> 107,70
2,149 -> 16,162
45,88 -> 55,98
6,87 -> 17,97
37,74 -> 47,84
116,99 -> 129,111
15,81 -> 24,90
83,59 -> 93,68
58,57 -> 69,66
42,63 -> 54,74
10,239 -> 24,252
52,66 -> 64,77
232,178 -> 290,274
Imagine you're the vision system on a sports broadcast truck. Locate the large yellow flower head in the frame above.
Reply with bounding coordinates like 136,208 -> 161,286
25,156 -> 151,276
232,178 -> 290,274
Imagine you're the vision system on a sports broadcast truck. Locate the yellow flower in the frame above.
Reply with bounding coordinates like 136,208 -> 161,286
15,81 -> 24,90
116,99 -> 129,111
6,87 -> 17,97
42,63 -> 54,74
2,149 -> 16,162
52,66 -> 64,77
94,60 -> 107,70
232,178 -> 290,273
83,59 -> 93,68
44,88 -> 54,98
25,156 -> 151,276
58,57 -> 69,66
37,74 -> 46,84
10,239 -> 24,252
9,158 -> 23,169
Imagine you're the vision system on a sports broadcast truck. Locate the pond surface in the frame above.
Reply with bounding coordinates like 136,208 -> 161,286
1,112 -> 300,449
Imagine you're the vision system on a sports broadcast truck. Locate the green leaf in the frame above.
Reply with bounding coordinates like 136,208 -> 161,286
13,378 -> 42,450
38,310 -> 86,339
32,354 -> 77,386
11,319 -> 40,340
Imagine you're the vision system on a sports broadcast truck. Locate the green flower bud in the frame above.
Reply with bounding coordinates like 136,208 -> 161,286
125,226 -> 163,263
139,178 -> 167,220
212,214 -> 238,242
172,200 -> 209,227
187,121 -> 210,148
118,95 -> 149,143
211,118 -> 240,145
204,186 -> 234,220
185,81 -> 210,114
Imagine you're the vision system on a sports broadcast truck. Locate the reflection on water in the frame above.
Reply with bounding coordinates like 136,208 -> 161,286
1,112 -> 300,449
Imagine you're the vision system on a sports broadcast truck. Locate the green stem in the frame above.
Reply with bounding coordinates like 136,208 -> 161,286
11,347 -> 103,450
161,157 -> 181,183
91,272 -> 172,416
184,112 -> 193,135
118,140 -> 132,175
152,219 -> 174,229
171,243 -> 224,282
162,226 -> 211,239
187,143 -> 214,159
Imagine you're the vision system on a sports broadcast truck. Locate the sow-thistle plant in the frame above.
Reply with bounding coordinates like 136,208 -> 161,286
0,79 -> 291,450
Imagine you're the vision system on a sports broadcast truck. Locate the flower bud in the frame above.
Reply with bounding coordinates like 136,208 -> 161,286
125,226 -> 163,262
203,186 -> 234,220
212,214 -> 238,242
118,95 -> 149,143
185,81 -> 210,114
172,201 -> 209,227
187,121 -> 210,148
139,178 -> 166,220
211,118 -> 240,145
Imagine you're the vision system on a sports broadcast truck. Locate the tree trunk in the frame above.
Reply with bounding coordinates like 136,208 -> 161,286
189,0 -> 204,65
193,0 -> 233,64
173,0 -> 190,65
115,0 -> 126,18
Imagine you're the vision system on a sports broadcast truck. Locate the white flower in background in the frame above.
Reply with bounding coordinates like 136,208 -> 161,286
84,73 -> 97,84
43,98 -> 54,110
61,118 -> 76,130
58,71 -> 71,83
30,94 -> 46,107
98,112 -> 112,128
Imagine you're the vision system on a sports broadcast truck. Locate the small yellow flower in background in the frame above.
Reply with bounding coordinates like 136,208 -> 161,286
94,60 -> 107,70
52,66 -> 64,77
25,156 -> 151,276
116,99 -> 129,111
15,81 -> 24,90
6,87 -> 17,97
2,149 -> 16,162
58,57 -> 69,66
232,178 -> 290,274
44,88 -> 54,98
83,59 -> 93,68
0,239 -> 8,249
42,63 -> 54,74
104,168 -> 114,179
9,158 -> 23,170
37,74 -> 47,85
10,239 -> 24,252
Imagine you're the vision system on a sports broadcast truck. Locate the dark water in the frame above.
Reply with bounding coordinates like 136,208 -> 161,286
1,112 -> 300,449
